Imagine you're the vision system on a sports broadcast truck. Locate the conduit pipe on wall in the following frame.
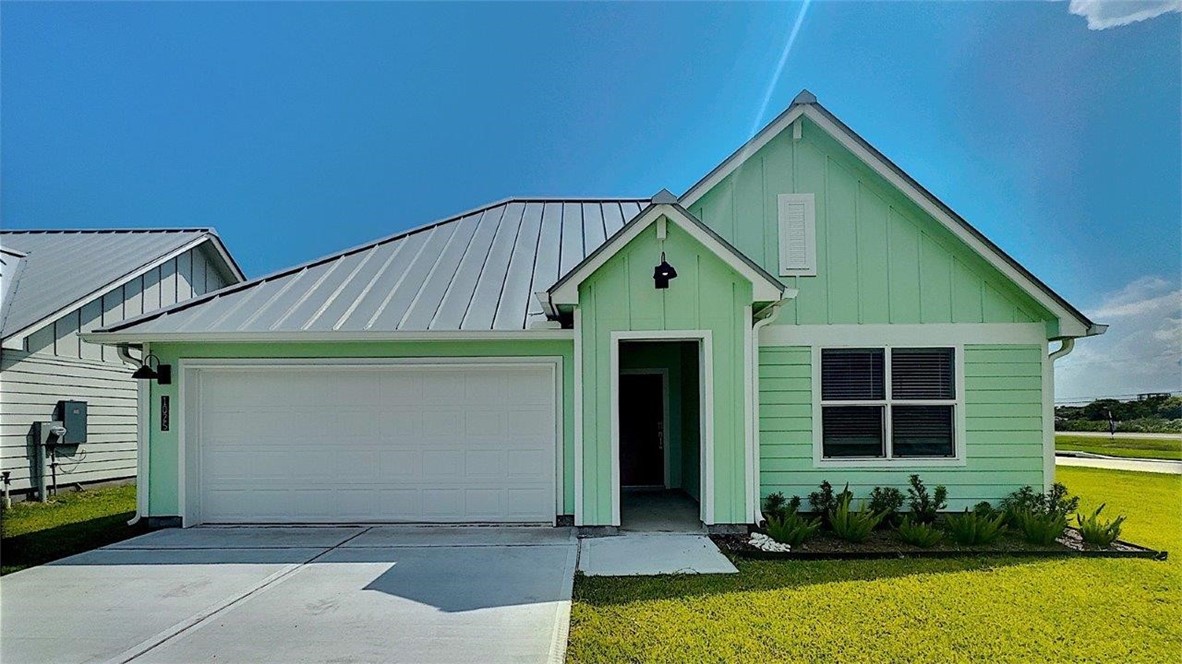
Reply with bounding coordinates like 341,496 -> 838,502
749,299 -> 788,525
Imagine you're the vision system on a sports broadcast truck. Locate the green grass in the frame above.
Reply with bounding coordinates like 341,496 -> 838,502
569,468 -> 1182,663
1056,434 -> 1182,460
0,484 -> 146,575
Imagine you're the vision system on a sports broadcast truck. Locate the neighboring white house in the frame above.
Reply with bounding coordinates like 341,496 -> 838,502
0,229 -> 243,497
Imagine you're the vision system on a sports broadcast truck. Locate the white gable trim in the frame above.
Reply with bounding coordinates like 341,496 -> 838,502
548,204 -> 786,306
1,236 -> 244,350
681,103 -> 1095,338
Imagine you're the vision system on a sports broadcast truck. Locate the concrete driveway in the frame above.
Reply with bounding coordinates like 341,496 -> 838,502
0,526 -> 577,664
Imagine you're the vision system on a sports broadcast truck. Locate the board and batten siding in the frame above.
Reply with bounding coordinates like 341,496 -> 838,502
758,343 -> 1045,509
0,244 -> 234,493
686,116 -> 1059,336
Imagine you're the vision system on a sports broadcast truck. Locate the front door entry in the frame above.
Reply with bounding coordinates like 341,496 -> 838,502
620,373 -> 664,486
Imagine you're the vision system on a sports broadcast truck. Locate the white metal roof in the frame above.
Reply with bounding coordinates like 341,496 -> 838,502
0,229 -> 244,343
95,199 -> 647,338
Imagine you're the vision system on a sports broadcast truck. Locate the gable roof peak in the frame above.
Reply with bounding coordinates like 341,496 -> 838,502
650,189 -> 678,205
791,89 -> 818,105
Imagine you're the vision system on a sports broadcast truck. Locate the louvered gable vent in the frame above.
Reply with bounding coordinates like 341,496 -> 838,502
778,193 -> 816,276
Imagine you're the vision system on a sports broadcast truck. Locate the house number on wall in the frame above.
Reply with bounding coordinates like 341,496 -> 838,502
161,395 -> 170,432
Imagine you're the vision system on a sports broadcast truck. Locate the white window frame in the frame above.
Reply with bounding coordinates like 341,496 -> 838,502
812,344 -> 966,468
778,193 -> 816,277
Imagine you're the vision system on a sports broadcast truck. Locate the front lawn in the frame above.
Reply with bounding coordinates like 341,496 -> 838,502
1056,434 -> 1182,460
569,468 -> 1182,663
0,484 -> 145,575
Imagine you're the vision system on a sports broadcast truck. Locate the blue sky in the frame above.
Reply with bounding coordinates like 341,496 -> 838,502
2,1 -> 1179,399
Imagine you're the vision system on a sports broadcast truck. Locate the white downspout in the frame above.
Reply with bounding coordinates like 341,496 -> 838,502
750,299 -> 788,524
117,344 -> 149,526
1044,338 -> 1075,491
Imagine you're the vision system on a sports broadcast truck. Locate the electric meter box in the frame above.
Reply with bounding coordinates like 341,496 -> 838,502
54,400 -> 87,445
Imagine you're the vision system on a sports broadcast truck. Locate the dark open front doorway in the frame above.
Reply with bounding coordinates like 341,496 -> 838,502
617,340 -> 702,532
620,372 -> 665,487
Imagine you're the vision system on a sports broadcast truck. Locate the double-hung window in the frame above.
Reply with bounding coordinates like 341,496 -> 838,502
819,347 -> 958,461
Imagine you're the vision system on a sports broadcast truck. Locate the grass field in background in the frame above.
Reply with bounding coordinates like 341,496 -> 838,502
1055,434 -> 1182,460
0,484 -> 144,575
569,468 -> 1182,663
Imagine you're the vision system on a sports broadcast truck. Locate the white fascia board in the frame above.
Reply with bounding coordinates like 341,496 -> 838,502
203,235 -> 247,283
681,104 -> 1092,338
549,204 -> 784,305
1,235 -> 221,349
80,329 -> 575,345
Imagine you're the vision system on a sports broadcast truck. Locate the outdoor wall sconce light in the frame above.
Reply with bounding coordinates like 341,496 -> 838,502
653,252 -> 677,289
131,353 -> 171,385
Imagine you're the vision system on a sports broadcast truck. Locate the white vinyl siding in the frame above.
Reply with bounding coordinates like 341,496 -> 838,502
778,193 -> 816,276
0,243 -> 235,492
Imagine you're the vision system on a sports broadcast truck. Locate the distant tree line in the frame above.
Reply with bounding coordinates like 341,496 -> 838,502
1055,395 -> 1182,433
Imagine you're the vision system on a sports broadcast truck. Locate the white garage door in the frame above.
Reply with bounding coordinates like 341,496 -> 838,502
190,362 -> 557,525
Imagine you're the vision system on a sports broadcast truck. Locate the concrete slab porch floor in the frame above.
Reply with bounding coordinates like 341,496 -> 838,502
0,526 -> 577,664
578,490 -> 739,576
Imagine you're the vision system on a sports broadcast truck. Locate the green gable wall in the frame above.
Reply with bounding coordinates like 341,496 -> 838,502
687,117 -> 1058,335
578,220 -> 752,525
758,344 -> 1045,509
145,340 -> 575,518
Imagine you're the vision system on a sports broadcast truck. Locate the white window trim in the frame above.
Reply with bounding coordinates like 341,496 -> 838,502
176,356 -> 565,528
811,344 -> 967,468
778,193 -> 816,277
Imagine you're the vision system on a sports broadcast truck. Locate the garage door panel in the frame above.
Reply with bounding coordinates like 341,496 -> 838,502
195,363 -> 556,524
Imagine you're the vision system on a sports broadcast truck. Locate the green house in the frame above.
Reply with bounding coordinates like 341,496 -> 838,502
85,91 -> 1104,531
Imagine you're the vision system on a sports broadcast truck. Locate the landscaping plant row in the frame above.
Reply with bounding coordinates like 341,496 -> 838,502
745,475 -> 1157,557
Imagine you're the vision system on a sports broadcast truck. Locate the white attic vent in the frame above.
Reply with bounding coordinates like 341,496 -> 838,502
778,193 -> 816,276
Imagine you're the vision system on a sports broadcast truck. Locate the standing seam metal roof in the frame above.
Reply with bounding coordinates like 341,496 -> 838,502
100,199 -> 648,334
0,229 -> 237,339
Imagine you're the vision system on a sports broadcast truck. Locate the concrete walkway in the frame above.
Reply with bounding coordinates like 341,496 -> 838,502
578,533 -> 738,576
0,526 -> 577,664
1056,454 -> 1182,474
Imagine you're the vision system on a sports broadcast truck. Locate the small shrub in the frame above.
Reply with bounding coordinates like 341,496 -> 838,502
1000,483 -> 1080,526
762,492 -> 800,523
765,512 -> 822,546
1015,510 -> 1069,545
1076,504 -> 1126,547
869,487 -> 905,526
809,481 -> 852,525
896,516 -> 943,548
829,491 -> 885,542
906,474 -> 948,524
972,501 -> 1000,518
946,508 -> 1006,545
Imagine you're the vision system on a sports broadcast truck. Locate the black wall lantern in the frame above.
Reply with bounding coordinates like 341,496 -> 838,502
132,353 -> 171,385
653,252 -> 677,289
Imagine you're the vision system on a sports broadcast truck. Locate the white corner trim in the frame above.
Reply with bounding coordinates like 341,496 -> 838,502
742,305 -> 756,523
573,309 -> 585,526
134,343 -> 150,524
809,344 -> 968,469
761,322 -> 1048,347
549,204 -> 783,305
609,330 -> 715,526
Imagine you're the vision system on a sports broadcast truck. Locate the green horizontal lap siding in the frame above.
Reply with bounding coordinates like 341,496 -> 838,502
146,340 -> 576,518
758,344 -> 1045,508
580,221 -> 751,525
688,117 -> 1057,335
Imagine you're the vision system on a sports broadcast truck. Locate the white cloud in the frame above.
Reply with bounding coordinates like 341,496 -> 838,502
1055,275 -> 1182,401
1068,0 -> 1182,30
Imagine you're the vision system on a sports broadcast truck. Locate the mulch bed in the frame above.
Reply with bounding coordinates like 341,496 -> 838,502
712,527 -> 1167,561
